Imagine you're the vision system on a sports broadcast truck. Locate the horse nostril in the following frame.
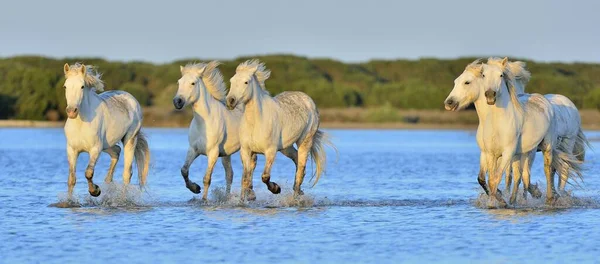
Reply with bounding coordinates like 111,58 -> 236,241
173,97 -> 184,108
227,97 -> 235,105
485,90 -> 496,98
445,99 -> 454,105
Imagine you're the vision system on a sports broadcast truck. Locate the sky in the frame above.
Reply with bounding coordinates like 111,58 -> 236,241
1,0 -> 599,63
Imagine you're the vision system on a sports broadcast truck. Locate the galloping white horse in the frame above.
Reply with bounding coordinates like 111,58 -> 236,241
173,61 -> 240,200
226,60 -> 334,200
444,60 -> 539,201
487,58 -> 588,196
480,62 -> 581,206
174,61 -> 298,200
63,63 -> 150,198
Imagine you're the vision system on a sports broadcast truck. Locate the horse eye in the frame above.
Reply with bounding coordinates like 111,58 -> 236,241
191,82 -> 195,86
500,74 -> 503,77
63,86 -> 66,89
244,81 -> 248,84
464,81 -> 470,85
482,74 -> 485,78
81,86 -> 84,89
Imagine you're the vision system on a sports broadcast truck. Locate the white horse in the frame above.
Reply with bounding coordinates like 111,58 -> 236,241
173,61 -> 240,200
226,59 -> 334,200
174,61 -> 298,200
487,58 -> 588,197
63,63 -> 150,198
480,62 -> 581,206
444,60 -> 540,202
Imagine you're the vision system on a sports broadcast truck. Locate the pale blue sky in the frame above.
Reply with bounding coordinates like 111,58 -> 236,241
1,0 -> 598,63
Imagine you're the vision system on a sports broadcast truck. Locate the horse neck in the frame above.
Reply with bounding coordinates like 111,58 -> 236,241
243,82 -> 273,124
192,84 -> 219,118
488,88 -> 522,124
77,89 -> 102,122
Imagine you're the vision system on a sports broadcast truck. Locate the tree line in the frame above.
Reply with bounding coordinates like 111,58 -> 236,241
1,55 -> 599,120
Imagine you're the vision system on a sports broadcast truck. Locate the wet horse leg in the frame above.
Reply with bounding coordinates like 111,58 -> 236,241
261,149 -> 281,194
85,147 -> 102,197
103,145 -> 121,183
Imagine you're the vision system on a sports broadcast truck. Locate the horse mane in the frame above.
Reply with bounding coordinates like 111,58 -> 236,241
487,57 -> 531,94
65,63 -> 105,92
465,59 -> 483,76
236,59 -> 271,93
502,67 -> 524,115
181,61 -> 227,103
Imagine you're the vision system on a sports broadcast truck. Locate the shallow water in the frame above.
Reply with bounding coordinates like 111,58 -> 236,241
1,128 -> 600,263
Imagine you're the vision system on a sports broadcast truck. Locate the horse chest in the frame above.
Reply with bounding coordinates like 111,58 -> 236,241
64,122 -> 101,151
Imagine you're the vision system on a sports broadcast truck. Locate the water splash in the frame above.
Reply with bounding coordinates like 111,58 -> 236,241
472,190 -> 600,209
49,183 -> 151,208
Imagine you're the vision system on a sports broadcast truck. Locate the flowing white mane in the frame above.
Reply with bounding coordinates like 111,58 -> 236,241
487,57 -> 531,93
65,63 -> 105,92
236,59 -> 271,92
181,61 -> 227,103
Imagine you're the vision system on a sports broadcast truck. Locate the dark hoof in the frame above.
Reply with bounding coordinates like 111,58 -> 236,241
269,182 -> 281,194
295,189 -> 304,196
545,197 -> 557,205
530,184 -> 542,199
89,185 -> 101,197
187,182 -> 201,194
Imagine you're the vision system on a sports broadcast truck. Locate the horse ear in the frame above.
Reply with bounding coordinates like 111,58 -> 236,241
180,65 -> 184,74
80,64 -> 86,76
196,66 -> 206,76
63,63 -> 70,75
501,57 -> 508,66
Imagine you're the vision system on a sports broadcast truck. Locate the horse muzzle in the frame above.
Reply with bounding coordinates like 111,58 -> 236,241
485,90 -> 496,105
444,98 -> 459,111
65,107 -> 79,119
173,97 -> 185,110
226,97 -> 237,110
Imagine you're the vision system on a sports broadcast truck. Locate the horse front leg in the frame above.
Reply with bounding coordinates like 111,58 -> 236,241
240,147 -> 256,201
180,147 -> 201,194
489,152 -> 512,208
477,152 -> 489,195
66,146 -> 80,199
103,145 -> 121,183
202,150 -> 219,201
522,151 -> 541,199
261,149 -> 281,194
221,155 -> 234,196
85,147 -> 102,197
509,156 -> 523,205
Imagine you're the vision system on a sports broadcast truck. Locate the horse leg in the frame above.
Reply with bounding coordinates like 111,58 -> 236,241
122,136 -> 138,185
293,140 -> 313,196
240,147 -> 256,201
221,155 -> 234,196
523,151 -> 541,199
85,147 -> 102,197
509,157 -> 522,205
505,160 -> 512,193
181,147 -> 201,194
202,150 -> 219,201
477,152 -> 489,195
103,145 -> 121,183
261,149 -> 281,194
67,146 -> 80,198
489,152 -> 511,208
542,146 -> 557,204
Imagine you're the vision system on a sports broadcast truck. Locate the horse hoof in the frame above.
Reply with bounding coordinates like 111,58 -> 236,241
530,185 -> 542,199
269,183 -> 281,194
187,182 -> 201,194
89,185 -> 101,197
295,189 -> 304,196
244,189 -> 256,201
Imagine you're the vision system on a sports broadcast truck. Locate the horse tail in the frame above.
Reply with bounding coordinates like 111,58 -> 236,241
552,140 -> 584,187
134,131 -> 150,187
309,129 -> 337,187
574,128 -> 590,162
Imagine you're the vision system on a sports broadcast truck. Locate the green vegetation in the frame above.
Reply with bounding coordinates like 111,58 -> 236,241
1,54 -> 599,121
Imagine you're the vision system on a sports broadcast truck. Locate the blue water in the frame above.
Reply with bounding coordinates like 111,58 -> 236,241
1,128 -> 600,263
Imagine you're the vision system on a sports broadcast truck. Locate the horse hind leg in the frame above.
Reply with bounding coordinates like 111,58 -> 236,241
122,136 -> 137,186
85,147 -> 102,197
103,145 -> 121,183
221,155 -> 234,195
509,157 -> 522,205
293,140 -> 313,197
261,149 -> 281,194
558,138 -> 575,194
